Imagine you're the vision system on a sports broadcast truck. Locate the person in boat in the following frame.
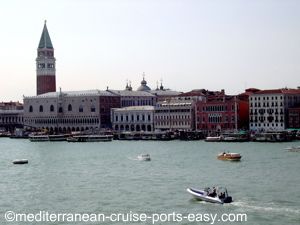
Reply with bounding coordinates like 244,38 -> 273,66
219,192 -> 225,199
208,187 -> 217,197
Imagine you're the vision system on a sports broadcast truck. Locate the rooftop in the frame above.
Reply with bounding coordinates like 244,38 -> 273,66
24,90 -> 118,99
108,90 -> 155,97
253,88 -> 300,95
149,89 -> 181,96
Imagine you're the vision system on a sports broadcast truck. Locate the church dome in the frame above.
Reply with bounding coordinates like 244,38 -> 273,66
137,77 -> 151,91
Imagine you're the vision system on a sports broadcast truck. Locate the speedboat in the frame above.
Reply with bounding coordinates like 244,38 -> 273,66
187,187 -> 232,204
13,159 -> 28,164
137,154 -> 151,161
217,152 -> 241,161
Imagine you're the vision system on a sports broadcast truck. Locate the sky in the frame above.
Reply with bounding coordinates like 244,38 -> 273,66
0,0 -> 300,102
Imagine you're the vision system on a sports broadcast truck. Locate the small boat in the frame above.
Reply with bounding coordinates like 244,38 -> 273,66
187,187 -> 232,204
217,152 -> 241,161
67,134 -> 113,142
137,154 -> 151,161
67,136 -> 81,142
85,134 -> 113,142
205,136 -> 222,142
13,159 -> 28,164
284,146 -> 300,152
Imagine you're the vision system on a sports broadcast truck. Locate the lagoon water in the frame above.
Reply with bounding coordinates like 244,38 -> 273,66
0,138 -> 299,225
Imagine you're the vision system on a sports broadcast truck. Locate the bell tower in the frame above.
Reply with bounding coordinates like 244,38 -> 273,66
36,20 -> 56,95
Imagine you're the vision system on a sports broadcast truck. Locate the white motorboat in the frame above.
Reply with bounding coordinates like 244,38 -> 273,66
137,154 -> 151,161
205,136 -> 222,142
186,187 -> 232,204
13,159 -> 28,164
284,146 -> 300,152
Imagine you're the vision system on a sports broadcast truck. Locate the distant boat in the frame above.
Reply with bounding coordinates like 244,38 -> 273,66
252,132 -> 291,142
219,132 -> 249,142
13,159 -> 28,164
284,146 -> 300,152
29,134 -> 49,142
0,131 -> 11,137
217,152 -> 242,161
49,134 -> 67,141
67,134 -> 113,142
205,131 -> 249,142
205,136 -> 222,142
137,154 -> 151,161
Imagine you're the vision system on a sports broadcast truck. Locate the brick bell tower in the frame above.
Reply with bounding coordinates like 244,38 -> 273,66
36,20 -> 56,95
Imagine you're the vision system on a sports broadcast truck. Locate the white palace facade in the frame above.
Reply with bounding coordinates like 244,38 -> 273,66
23,90 -> 120,133
249,88 -> 300,131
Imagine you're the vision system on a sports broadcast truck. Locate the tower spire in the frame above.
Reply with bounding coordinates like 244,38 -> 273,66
38,20 -> 53,49
36,21 -> 56,95
160,78 -> 164,90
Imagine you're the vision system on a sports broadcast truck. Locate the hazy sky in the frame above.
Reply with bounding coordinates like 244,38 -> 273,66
1,0 -> 299,101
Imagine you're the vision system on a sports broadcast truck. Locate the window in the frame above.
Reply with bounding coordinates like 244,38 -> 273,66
39,105 -> 43,112
58,107 -> 63,113
29,105 -> 33,112
79,106 -> 83,112
68,104 -> 72,111
91,105 -> 96,112
50,105 -> 54,112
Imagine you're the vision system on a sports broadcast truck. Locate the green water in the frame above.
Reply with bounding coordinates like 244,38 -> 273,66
0,138 -> 299,224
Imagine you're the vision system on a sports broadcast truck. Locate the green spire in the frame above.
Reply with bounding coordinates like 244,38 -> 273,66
38,20 -> 53,49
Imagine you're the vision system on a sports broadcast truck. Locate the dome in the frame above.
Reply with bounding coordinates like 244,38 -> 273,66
137,77 -> 151,91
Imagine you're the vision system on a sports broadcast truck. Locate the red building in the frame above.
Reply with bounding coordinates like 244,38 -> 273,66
195,89 -> 258,132
99,94 -> 121,128
36,21 -> 56,95
288,107 -> 300,128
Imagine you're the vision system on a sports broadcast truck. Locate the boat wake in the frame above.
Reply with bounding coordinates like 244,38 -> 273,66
127,157 -> 139,161
232,201 -> 300,215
